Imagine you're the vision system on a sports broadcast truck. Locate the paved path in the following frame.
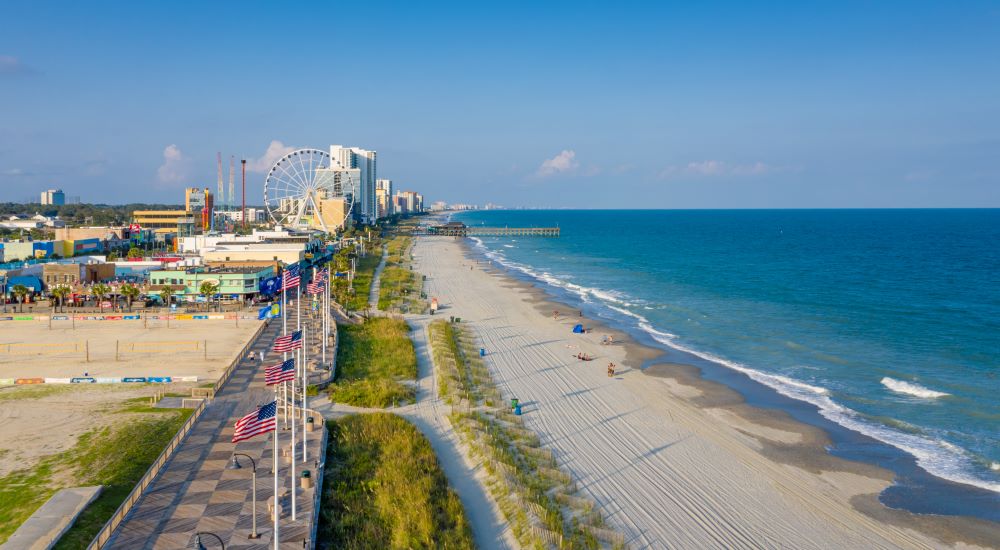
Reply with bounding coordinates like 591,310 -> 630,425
103,320 -> 326,550
311,314 -> 517,550
367,246 -> 388,310
5,486 -> 102,550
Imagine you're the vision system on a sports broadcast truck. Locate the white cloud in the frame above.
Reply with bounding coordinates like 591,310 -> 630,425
536,150 -> 579,177
0,55 -> 34,76
156,144 -> 190,185
248,140 -> 296,173
686,160 -> 726,175
3,168 -> 30,177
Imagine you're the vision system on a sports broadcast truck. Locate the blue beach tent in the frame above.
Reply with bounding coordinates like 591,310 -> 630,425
573,324 -> 584,333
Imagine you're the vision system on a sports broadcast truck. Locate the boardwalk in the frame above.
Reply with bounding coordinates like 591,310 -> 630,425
103,319 -> 327,550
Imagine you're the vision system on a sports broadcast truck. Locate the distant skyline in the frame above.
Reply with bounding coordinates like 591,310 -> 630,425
1,1 -> 998,208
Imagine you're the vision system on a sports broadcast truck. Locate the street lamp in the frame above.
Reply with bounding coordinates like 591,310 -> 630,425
227,453 -> 260,539
189,531 -> 225,550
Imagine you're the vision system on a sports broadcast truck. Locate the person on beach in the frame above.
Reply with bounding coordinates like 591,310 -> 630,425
608,362 -> 616,377
602,335 -> 609,345
553,310 -> 559,319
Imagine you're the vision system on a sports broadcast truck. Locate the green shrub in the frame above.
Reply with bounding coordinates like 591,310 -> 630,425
318,413 -> 473,550
330,318 -> 417,407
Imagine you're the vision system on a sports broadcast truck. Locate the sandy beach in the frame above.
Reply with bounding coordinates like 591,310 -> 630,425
412,235 -> 1000,549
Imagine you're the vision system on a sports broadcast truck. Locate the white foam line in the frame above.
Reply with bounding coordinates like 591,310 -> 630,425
470,236 -> 1000,495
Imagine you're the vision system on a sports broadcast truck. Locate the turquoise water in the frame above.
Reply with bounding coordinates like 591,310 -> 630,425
454,209 -> 1000,515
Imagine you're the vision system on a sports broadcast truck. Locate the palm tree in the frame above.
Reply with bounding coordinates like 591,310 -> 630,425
91,283 -> 111,310
199,281 -> 219,312
158,287 -> 172,309
120,283 -> 140,312
12,284 -> 28,313
51,285 -> 71,313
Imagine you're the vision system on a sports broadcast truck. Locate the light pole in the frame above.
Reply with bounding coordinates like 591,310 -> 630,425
227,454 -> 260,539
190,531 -> 225,549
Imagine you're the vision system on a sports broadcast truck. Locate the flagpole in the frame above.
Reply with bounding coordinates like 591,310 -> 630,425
281,273 -> 288,428
290,348 -> 297,522
273,388 -> 280,549
291,281 -> 301,521
302,324 -> 308,461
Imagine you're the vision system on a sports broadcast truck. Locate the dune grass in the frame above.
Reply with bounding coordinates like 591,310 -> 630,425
429,320 -> 620,549
317,413 -> 473,550
377,236 -> 426,313
343,252 -> 383,312
0,408 -> 191,547
328,317 -> 417,407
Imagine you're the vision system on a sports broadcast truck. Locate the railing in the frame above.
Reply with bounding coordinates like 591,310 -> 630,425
87,319 -> 268,549
306,408 -> 329,550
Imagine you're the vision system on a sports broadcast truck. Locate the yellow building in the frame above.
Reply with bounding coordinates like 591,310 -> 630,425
132,210 -> 196,236
312,197 -> 349,232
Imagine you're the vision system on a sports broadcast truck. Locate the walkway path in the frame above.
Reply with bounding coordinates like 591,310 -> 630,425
367,246 -> 388,310
103,320 -> 326,550
313,249 -> 517,549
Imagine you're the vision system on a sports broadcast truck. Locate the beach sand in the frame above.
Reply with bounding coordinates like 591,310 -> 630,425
413,235 -> 1000,549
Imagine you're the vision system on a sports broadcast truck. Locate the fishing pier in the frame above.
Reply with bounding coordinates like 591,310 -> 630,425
425,222 -> 560,237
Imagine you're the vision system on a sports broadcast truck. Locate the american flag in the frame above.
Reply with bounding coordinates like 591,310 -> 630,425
232,400 -> 277,443
272,330 -> 302,353
265,358 -> 296,385
315,268 -> 329,283
281,264 -> 301,291
306,281 -> 325,295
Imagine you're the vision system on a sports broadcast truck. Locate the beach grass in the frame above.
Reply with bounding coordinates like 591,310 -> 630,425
328,318 -> 417,407
342,252 -> 382,312
0,407 -> 191,547
377,236 -> 427,313
317,413 -> 474,550
428,320 -> 621,549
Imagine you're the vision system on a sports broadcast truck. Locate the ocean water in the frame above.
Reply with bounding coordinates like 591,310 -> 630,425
454,209 -> 1000,518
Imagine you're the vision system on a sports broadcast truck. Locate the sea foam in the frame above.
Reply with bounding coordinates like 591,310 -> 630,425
881,377 -> 950,399
468,236 -> 1000,494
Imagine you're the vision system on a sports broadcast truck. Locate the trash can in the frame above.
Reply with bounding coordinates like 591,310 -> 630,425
301,470 -> 312,489
514,404 -> 522,416
480,348 -> 485,357
306,416 -> 315,432
510,398 -> 519,410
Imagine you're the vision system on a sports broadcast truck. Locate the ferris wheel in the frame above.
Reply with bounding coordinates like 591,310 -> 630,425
263,148 -> 357,231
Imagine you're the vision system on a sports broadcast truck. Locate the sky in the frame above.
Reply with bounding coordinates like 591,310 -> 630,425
1,1 -> 998,208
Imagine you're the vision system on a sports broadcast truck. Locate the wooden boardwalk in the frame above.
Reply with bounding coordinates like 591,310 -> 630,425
102,319 -> 327,549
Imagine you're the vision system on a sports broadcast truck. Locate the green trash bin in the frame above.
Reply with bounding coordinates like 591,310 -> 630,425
510,398 -> 519,410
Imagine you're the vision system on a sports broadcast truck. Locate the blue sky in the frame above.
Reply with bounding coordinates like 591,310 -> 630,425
1,1 -> 998,208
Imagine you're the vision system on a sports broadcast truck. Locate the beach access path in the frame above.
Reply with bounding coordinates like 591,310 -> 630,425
309,316 -> 519,550
408,236 -> 948,550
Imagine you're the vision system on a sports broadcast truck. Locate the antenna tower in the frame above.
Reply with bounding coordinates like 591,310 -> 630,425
228,155 -> 235,214
216,152 -> 224,212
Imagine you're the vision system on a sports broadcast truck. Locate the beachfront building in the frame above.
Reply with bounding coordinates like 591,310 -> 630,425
146,265 -> 275,303
40,189 -> 65,205
132,210 -> 197,240
311,195 -> 350,232
217,208 -> 268,224
376,179 -> 393,219
393,191 -> 424,214
184,188 -> 214,231
41,262 -> 116,287
330,145 -> 377,225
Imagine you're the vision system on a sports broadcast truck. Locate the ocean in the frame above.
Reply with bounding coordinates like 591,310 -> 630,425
453,209 -> 1000,520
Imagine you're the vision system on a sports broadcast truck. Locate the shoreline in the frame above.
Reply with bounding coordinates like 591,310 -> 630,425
462,238 -> 1000,547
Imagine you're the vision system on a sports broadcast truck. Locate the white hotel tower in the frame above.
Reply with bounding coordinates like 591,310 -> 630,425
329,145 -> 377,225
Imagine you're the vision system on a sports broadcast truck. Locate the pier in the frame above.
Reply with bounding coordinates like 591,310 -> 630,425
426,222 -> 560,237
